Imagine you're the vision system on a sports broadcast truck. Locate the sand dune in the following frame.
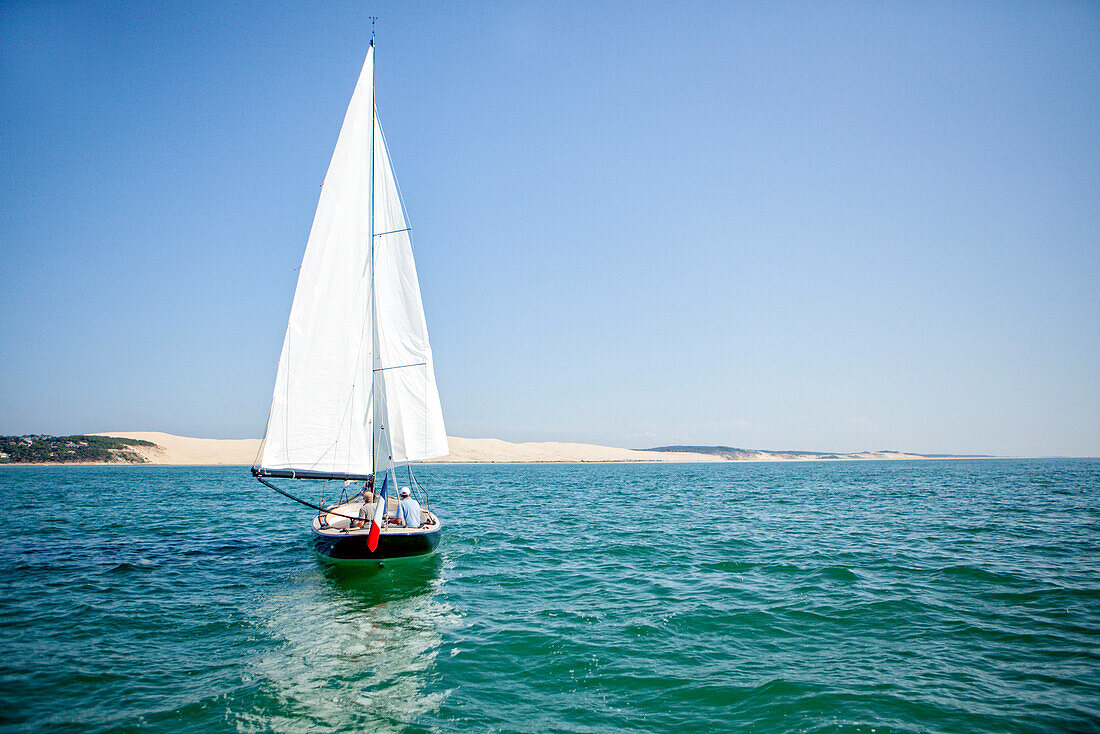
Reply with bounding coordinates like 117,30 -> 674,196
96,432 -> 263,465
89,432 -> 979,466
95,432 -> 722,465
439,437 -> 722,463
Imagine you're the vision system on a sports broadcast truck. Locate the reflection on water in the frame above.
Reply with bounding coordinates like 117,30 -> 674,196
241,553 -> 456,732
318,554 -> 443,605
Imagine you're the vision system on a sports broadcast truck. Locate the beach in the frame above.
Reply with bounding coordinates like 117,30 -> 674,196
64,432 -> 975,466
88,432 -> 723,465
0,432 -> 1001,467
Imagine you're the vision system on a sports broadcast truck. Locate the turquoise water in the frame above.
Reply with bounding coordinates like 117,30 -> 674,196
1,460 -> 1098,733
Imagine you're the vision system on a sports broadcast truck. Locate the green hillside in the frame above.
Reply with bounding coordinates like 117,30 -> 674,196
0,435 -> 155,464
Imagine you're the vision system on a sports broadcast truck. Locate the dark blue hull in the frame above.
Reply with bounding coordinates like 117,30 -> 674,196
312,527 -> 441,560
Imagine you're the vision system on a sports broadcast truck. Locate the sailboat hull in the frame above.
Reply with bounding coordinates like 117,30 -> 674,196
311,526 -> 441,560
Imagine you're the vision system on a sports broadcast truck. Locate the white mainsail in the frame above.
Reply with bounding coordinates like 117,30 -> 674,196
259,43 -> 447,477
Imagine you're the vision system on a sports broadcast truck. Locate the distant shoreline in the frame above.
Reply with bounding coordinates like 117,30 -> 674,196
0,431 -> 1048,467
3,456 -> 1051,469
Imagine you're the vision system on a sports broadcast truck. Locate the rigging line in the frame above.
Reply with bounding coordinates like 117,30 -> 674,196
255,476 -> 364,522
373,228 -> 410,237
375,122 -> 416,237
409,466 -> 429,512
373,361 -> 426,372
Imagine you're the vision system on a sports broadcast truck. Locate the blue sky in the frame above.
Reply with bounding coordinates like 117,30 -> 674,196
2,1 -> 1097,456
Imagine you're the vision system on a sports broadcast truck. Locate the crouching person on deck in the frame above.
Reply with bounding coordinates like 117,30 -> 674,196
393,486 -> 421,528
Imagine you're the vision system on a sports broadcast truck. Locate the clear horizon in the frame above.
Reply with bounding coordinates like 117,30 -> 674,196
2,2 -> 1097,456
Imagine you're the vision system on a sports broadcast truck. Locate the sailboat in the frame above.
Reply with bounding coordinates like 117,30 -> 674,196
252,38 -> 448,560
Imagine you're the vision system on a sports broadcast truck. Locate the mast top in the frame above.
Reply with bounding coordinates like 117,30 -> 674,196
370,16 -> 377,44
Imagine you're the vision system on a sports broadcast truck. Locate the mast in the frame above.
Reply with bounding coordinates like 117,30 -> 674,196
369,33 -> 377,479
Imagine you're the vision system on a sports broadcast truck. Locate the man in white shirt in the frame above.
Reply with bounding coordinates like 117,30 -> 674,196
393,486 -> 421,528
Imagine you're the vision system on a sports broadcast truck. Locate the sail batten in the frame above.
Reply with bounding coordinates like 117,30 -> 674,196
258,43 -> 447,476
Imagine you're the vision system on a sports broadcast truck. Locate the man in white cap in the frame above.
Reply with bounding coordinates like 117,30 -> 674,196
393,486 -> 421,528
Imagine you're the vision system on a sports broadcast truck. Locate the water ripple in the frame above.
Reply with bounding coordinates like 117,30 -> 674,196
0,460 -> 1097,732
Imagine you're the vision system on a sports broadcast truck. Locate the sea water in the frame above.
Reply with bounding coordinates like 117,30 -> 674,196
0,460 -> 1097,733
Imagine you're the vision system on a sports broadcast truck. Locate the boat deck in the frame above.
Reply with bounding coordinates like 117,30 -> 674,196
311,497 -> 439,537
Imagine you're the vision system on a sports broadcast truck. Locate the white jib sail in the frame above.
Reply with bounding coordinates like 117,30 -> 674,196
372,119 -> 448,463
260,43 -> 447,475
